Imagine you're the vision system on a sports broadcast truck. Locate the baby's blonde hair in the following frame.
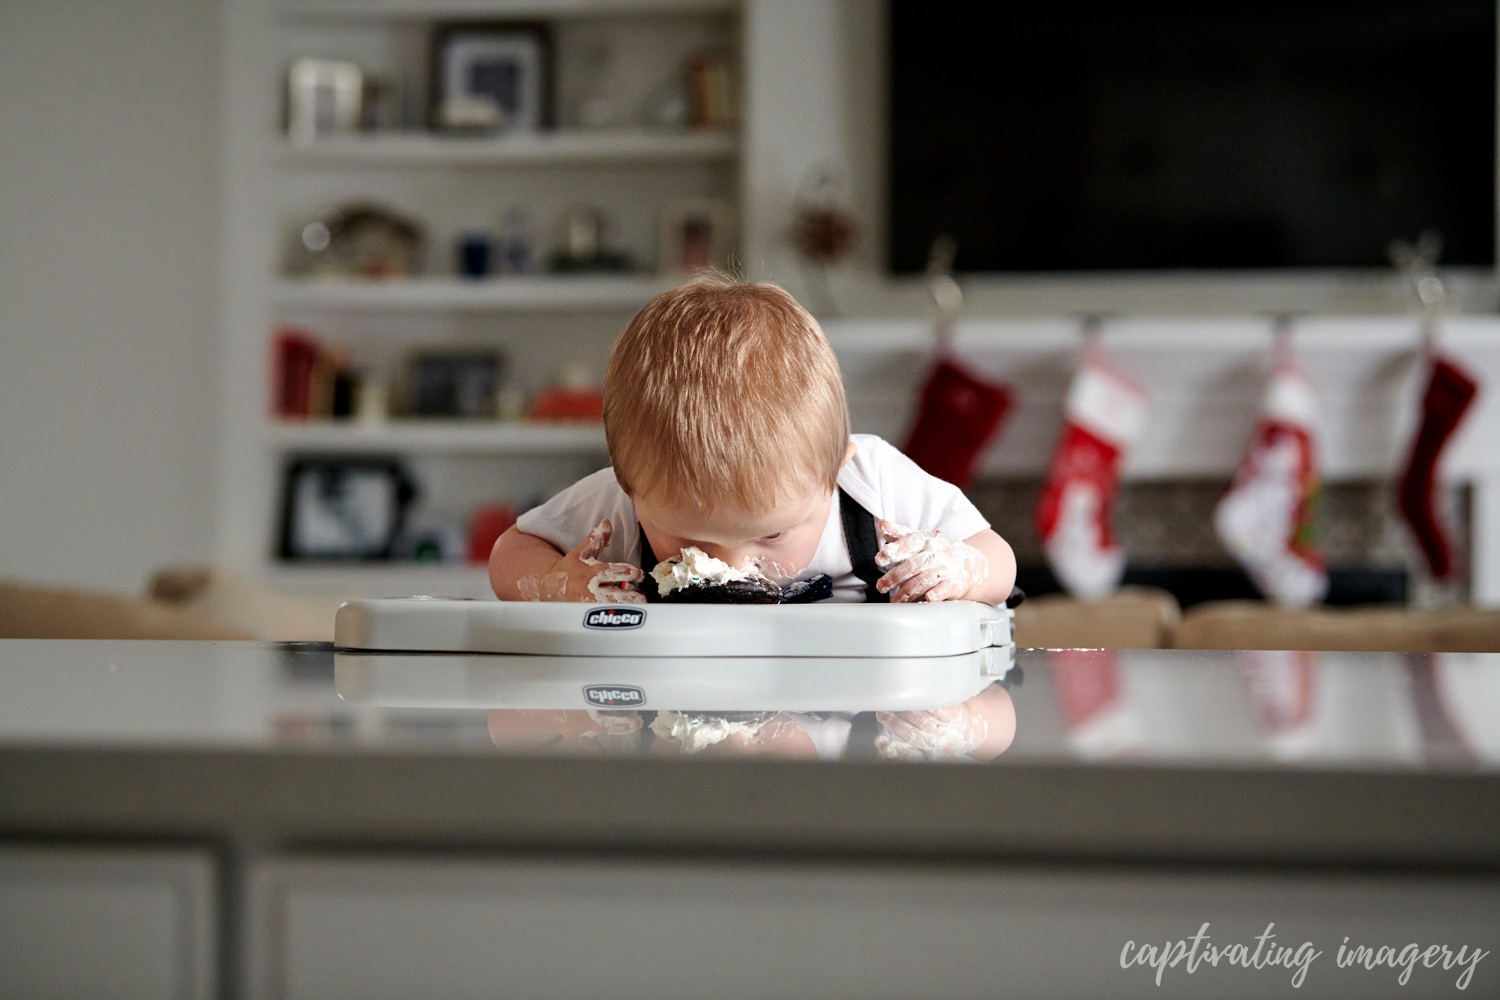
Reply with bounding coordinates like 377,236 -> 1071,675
604,273 -> 850,512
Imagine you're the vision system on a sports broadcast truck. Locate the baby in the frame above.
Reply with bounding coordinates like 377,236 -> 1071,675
489,274 -> 1016,606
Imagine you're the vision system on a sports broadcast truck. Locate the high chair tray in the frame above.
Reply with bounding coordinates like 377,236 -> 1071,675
334,598 -> 1014,658
334,646 -> 1014,712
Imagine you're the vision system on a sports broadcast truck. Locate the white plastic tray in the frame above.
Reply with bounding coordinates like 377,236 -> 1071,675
334,646 -> 1013,712
334,598 -> 1014,658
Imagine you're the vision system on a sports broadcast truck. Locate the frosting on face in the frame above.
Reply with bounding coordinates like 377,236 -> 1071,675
650,545 -> 768,597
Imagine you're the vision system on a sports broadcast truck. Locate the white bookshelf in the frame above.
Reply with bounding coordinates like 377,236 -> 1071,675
219,0 -> 742,590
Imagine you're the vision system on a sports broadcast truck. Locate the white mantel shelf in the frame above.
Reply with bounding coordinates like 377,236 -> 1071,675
273,275 -> 678,312
277,129 -> 738,167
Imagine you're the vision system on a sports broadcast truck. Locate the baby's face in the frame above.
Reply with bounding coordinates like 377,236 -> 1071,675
634,486 -> 832,582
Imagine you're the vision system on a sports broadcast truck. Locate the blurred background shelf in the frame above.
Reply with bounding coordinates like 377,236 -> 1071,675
216,0 -> 739,586
277,128 -> 738,166
272,275 -> 680,311
264,560 -> 493,597
267,419 -> 608,453
278,0 -> 738,20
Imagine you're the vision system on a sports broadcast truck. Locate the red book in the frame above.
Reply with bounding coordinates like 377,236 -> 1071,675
467,503 -> 517,564
526,386 -> 604,423
273,327 -> 321,419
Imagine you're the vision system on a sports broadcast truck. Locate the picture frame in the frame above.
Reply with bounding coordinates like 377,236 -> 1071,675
431,23 -> 550,132
278,457 -> 418,561
406,348 -> 503,419
286,58 -> 363,146
658,198 -> 736,275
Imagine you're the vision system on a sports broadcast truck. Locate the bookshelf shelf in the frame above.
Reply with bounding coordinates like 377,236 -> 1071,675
267,419 -> 608,454
272,275 -> 680,312
277,128 -> 737,167
278,0 -> 736,20
264,561 -> 494,598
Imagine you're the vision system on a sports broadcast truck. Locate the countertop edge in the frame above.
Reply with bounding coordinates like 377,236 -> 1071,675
2,746 -> 1496,869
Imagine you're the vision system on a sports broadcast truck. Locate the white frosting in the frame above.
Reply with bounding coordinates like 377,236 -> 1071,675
650,545 -> 759,597
650,710 -> 776,753
880,535 -> 943,563
584,708 -> 644,735
875,713 -> 987,762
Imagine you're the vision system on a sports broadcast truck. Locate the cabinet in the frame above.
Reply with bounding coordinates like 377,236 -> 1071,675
0,847 -> 216,1000
218,0 -> 742,595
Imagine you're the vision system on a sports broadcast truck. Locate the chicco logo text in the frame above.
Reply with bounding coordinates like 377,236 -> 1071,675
583,607 -> 646,630
583,685 -> 646,708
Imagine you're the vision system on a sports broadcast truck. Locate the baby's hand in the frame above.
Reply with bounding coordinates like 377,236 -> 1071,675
517,518 -> 645,603
874,703 -> 988,761
487,709 -> 644,754
873,520 -> 988,603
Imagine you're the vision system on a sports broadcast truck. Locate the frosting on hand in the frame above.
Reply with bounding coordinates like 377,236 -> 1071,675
873,520 -> 988,603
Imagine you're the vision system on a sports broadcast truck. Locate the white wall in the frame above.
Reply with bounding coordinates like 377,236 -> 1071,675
0,0 -> 221,592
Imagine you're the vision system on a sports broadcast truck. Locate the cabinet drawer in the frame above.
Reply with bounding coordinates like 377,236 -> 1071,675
248,856 -> 1500,1000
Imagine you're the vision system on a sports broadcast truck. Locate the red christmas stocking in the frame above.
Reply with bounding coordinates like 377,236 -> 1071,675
1035,357 -> 1150,600
901,357 -> 1014,489
1051,649 -> 1141,758
1213,362 -> 1328,607
1239,649 -> 1318,760
1397,355 -> 1479,580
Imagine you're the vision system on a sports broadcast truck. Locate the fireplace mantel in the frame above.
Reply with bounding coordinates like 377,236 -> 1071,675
826,316 -> 1500,605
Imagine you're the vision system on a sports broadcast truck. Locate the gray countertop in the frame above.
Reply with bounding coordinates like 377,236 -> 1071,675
1,640 -> 1497,869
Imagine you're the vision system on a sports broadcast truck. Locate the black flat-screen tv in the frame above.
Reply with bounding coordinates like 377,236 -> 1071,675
887,0 -> 1497,273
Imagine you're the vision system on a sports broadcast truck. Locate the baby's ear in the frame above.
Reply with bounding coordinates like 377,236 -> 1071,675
841,439 -> 857,467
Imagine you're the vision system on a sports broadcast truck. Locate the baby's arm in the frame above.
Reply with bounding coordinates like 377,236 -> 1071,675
959,528 -> 1017,605
875,683 -> 1016,762
875,522 -> 1016,605
489,518 -> 644,603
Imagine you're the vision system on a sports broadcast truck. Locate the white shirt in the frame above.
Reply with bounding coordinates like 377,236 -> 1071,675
514,434 -> 991,602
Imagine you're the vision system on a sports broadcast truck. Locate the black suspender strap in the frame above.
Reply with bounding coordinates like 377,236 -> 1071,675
839,487 -> 889,603
637,525 -> 662,602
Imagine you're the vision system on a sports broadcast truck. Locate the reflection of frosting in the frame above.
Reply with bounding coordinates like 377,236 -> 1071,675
651,546 -> 765,597
585,708 -> 644,735
875,706 -> 987,761
650,710 -> 777,753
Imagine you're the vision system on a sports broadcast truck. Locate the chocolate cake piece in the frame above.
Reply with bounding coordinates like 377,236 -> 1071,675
779,573 -> 833,604
659,576 -> 783,604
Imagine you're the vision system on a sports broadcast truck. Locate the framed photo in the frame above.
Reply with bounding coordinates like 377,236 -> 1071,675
286,58 -> 363,146
659,198 -> 736,275
406,349 -> 503,419
278,458 -> 418,561
431,23 -> 550,132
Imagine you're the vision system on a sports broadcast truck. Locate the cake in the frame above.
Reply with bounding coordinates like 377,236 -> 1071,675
650,546 -> 783,604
